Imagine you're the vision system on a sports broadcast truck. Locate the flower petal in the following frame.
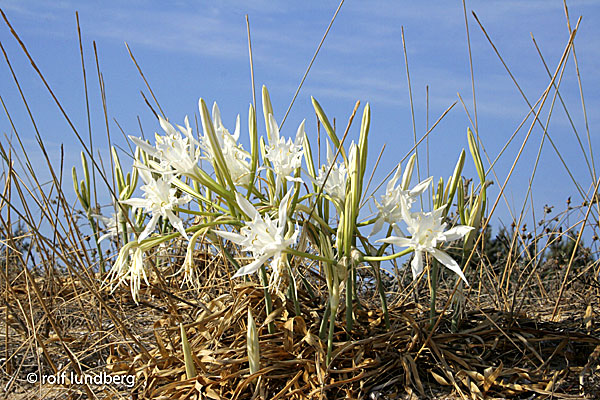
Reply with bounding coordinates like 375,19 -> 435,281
139,214 -> 159,242
235,192 -> 259,220
268,114 -> 280,143
376,236 -> 413,248
213,230 -> 246,245
411,251 -> 424,280
295,119 -> 305,145
369,217 -> 384,237
279,189 -> 293,227
443,225 -> 474,242
165,210 -> 189,241
159,116 -> 178,137
232,254 -> 270,278
408,176 -> 433,197
429,248 -> 468,285
129,136 -> 159,157
387,163 -> 402,192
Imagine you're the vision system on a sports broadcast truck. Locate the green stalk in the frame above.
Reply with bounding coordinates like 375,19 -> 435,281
429,259 -> 439,328
285,248 -> 335,264
318,302 -> 331,339
285,257 -> 301,316
345,273 -> 353,333
87,213 -> 106,274
258,265 -> 275,334
327,301 -> 337,365
362,248 -> 413,262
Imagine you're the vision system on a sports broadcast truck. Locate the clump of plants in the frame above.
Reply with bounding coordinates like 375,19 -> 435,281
73,86 -> 487,367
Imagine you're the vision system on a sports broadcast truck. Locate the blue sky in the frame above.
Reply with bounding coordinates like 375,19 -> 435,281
0,0 -> 598,234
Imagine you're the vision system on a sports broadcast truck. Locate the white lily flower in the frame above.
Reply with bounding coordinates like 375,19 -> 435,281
106,245 -> 148,304
370,163 -> 433,237
313,140 -> 357,209
129,116 -> 201,178
94,212 -> 121,244
177,229 -> 204,288
264,114 -> 304,191
94,205 -> 138,244
121,168 -> 191,242
214,189 -> 299,288
377,205 -> 473,284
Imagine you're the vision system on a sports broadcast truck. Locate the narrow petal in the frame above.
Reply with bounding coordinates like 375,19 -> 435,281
159,116 -> 177,137
443,225 -> 474,242
139,214 -> 159,242
376,236 -> 413,248
391,223 -> 406,237
233,114 -> 241,141
165,210 -> 189,241
411,251 -> 424,280
213,230 -> 246,245
136,166 -> 154,185
129,136 -> 158,157
369,217 -> 384,237
295,119 -> 305,145
235,192 -> 259,220
326,140 -> 334,165
387,163 -> 402,192
279,189 -> 293,227
268,114 -> 280,143
120,198 -> 148,209
409,176 -> 433,197
232,254 -> 270,278
212,102 -> 222,128
429,248 -> 468,285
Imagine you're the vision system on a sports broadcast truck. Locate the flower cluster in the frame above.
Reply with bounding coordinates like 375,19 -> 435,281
90,87 -> 482,337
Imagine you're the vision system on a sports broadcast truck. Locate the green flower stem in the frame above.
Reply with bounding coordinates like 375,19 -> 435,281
173,207 -> 221,217
87,213 -> 106,274
171,178 -> 227,213
285,248 -> 335,264
345,275 -> 353,333
318,302 -> 331,339
258,264 -> 275,335
294,205 -> 335,234
429,259 -> 439,328
120,220 -> 129,246
285,256 -> 301,317
326,301 -> 337,365
356,216 -> 380,227
359,237 -> 390,330
362,248 -> 413,262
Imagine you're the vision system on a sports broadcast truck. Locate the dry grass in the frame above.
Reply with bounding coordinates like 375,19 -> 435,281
0,244 -> 598,399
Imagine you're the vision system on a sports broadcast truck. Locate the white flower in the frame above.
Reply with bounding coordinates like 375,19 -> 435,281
121,168 -> 191,242
94,206 -> 137,244
264,114 -> 304,190
377,205 -> 473,284
129,116 -> 201,178
313,140 -> 357,209
203,103 -> 252,186
214,189 -> 298,287
370,164 -> 433,237
177,229 -> 204,288
107,245 -> 148,304
95,212 -> 121,243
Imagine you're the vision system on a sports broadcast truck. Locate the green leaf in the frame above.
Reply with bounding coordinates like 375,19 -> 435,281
311,97 -> 347,164
199,98 -> 236,193
262,85 -> 274,142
